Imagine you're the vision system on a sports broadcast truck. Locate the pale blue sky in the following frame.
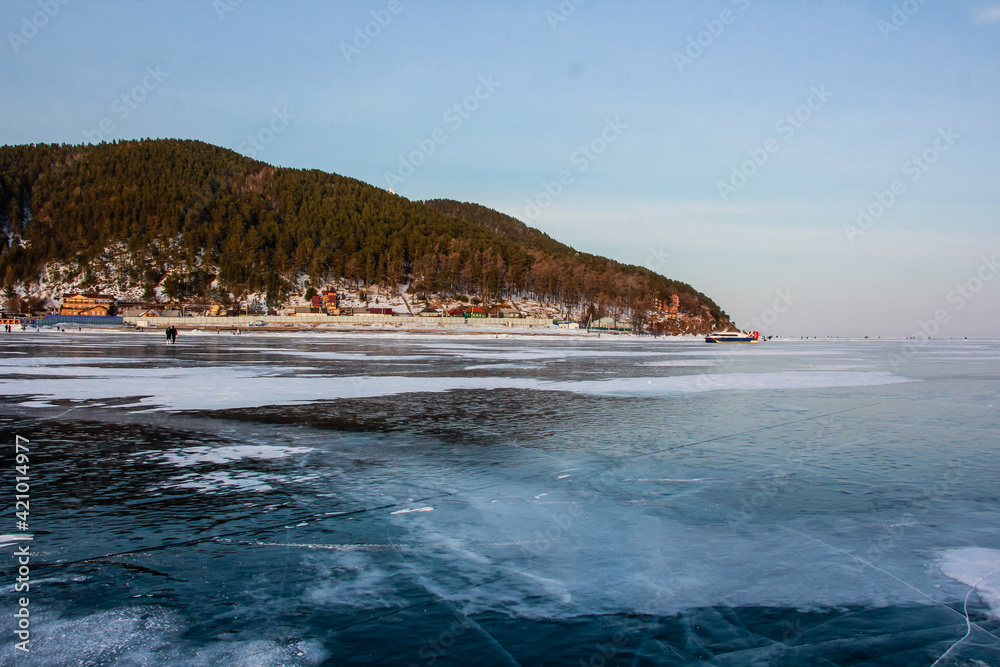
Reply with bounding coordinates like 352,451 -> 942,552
2,0 -> 999,336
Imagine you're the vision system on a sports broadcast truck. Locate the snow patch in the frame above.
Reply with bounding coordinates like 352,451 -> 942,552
390,507 -> 434,515
939,547 -> 1000,618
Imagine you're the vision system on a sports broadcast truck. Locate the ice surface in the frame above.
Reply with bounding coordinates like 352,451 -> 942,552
0,606 -> 328,666
641,359 -> 720,366
140,444 -> 313,466
165,470 -> 276,493
547,369 -> 912,397
2,365 -> 911,411
2,336 -> 999,664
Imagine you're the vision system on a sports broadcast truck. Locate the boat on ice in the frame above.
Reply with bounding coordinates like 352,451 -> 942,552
705,330 -> 760,343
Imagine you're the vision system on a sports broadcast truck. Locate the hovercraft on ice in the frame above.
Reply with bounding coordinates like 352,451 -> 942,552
705,330 -> 760,343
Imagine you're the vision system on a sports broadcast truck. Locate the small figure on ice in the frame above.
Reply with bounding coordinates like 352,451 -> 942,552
165,326 -> 178,344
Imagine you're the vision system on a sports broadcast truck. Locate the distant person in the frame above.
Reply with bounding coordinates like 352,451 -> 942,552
166,326 -> 178,344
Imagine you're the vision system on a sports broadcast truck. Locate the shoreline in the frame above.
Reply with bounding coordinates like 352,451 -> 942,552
21,322 -> 704,339
14,325 -> 996,342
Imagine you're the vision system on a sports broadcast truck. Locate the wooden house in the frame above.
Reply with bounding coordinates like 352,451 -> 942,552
60,293 -> 115,316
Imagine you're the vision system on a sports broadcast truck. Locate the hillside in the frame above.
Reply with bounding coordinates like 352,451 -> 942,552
0,139 -> 730,330
423,199 -> 727,324
423,199 -> 576,257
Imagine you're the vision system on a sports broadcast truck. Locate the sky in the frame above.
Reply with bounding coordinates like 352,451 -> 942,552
2,0 -> 999,337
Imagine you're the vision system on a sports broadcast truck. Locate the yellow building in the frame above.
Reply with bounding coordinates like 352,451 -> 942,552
60,293 -> 115,316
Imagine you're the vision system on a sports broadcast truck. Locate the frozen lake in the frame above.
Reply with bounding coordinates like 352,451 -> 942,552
1,331 -> 999,665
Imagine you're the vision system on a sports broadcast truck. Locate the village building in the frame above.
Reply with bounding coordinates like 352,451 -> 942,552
122,308 -> 160,318
656,293 -> 681,317
590,316 -> 633,332
60,293 -> 115,316
320,290 -> 338,314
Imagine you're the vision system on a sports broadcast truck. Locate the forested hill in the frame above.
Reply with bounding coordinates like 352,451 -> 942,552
423,199 -> 576,257
0,139 -> 729,326
422,199 -> 725,322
